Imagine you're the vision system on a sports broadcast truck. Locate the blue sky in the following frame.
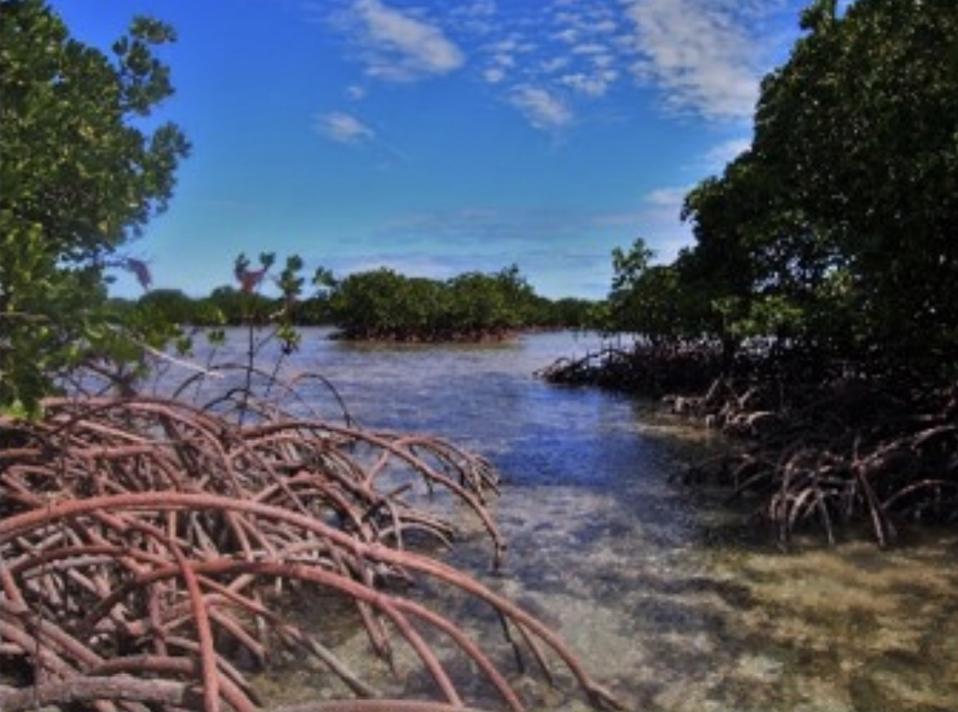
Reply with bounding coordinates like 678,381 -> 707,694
52,0 -> 808,299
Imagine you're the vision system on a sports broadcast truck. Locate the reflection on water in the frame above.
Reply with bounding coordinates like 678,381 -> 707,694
181,328 -> 957,712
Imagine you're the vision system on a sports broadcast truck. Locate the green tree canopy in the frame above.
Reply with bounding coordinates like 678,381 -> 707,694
0,0 -> 189,411
321,265 -> 594,341
751,0 -> 958,364
610,0 -> 958,378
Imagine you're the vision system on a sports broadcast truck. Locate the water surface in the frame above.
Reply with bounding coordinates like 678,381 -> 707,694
177,328 -> 958,712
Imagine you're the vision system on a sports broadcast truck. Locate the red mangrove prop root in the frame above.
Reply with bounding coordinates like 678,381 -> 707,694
540,343 -> 958,546
0,397 -> 622,712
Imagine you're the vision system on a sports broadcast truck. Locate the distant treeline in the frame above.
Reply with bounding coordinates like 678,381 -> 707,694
115,264 -> 604,340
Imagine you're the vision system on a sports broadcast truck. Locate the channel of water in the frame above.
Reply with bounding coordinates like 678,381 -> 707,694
173,328 -> 957,712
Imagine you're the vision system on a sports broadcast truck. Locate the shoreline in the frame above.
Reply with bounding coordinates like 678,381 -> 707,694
538,343 -> 958,547
325,325 -> 586,345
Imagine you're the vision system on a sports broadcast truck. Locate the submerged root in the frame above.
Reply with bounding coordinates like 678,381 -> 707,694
688,379 -> 958,546
0,397 -> 621,712
540,344 -> 958,546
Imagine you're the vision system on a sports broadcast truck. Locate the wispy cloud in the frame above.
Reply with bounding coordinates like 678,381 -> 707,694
448,0 -> 498,35
482,67 -> 506,84
315,111 -> 375,143
321,0 -> 793,133
622,0 -> 784,120
345,84 -> 367,100
490,2 -> 629,127
590,19 -> 618,34
541,56 -> 570,73
572,43 -> 608,56
560,69 -> 618,97
379,206 -> 571,244
588,185 -> 696,263
644,185 -> 691,208
703,136 -> 751,170
509,86 -> 573,130
451,0 -> 496,19
480,41 -> 518,84
319,198 -> 703,297
552,27 -> 580,44
351,0 -> 465,81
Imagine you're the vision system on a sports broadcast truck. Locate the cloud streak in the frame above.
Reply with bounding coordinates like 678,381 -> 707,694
560,69 -> 618,97
644,185 -> 691,208
352,0 -> 465,81
315,111 -> 375,143
703,136 -> 751,170
622,0 -> 783,120
322,1 -> 795,132
509,86 -> 572,130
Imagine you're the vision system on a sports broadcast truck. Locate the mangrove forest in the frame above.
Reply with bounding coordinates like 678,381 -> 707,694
542,0 -> 958,546
2,0 -> 958,711
123,263 -> 601,341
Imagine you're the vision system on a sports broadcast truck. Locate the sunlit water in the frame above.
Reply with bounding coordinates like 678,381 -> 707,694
163,328 -> 958,712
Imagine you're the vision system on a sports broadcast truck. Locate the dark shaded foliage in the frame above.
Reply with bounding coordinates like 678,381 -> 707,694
601,0 -> 958,379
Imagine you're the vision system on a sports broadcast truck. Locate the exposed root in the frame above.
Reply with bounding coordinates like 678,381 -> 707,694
0,397 -> 622,712
534,344 -> 722,396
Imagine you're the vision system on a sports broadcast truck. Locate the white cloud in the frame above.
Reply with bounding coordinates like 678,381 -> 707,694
488,38 -> 518,53
644,186 -> 691,208
451,0 -> 496,18
591,53 -> 615,68
483,67 -> 506,84
509,86 -> 572,130
591,19 -> 617,34
622,0 -> 773,120
448,0 -> 497,35
612,33 -> 638,53
322,0 -> 787,138
552,28 -> 579,44
541,56 -> 570,73
481,46 -> 516,84
560,69 -> 618,97
594,187 -> 695,264
352,0 -> 465,81
600,184 -> 698,262
572,43 -> 608,55
703,136 -> 751,170
315,112 -> 375,143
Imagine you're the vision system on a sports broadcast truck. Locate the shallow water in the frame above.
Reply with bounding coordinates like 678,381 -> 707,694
173,328 -> 958,712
